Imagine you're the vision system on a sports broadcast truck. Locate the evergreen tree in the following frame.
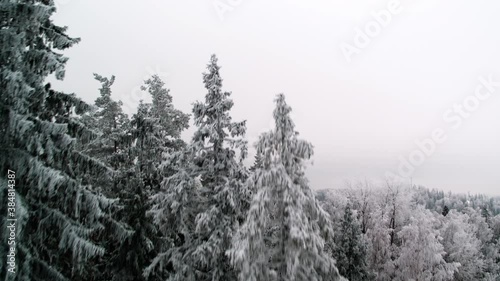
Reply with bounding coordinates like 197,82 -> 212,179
143,74 -> 189,148
109,175 -> 160,281
131,100 -> 153,177
146,148 -> 203,281
146,55 -> 248,281
81,73 -> 131,196
188,54 -> 248,281
249,152 -> 262,172
131,75 -> 189,190
121,75 -> 189,281
334,204 -> 370,281
80,74 -> 161,281
0,2 -> 115,280
481,206 -> 490,224
442,205 -> 450,217
228,94 -> 344,281
87,74 -> 130,169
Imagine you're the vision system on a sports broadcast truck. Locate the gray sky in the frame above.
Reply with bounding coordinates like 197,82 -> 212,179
50,0 -> 500,195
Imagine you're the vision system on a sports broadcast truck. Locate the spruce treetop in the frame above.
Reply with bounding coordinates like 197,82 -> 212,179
229,94 -> 343,281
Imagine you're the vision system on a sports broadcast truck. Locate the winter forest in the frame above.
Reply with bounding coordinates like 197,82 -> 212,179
1,1 -> 500,281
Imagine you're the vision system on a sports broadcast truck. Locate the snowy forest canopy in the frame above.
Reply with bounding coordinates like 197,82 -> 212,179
0,1 -> 499,281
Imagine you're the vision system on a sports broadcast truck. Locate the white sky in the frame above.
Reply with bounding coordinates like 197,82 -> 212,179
50,0 -> 500,195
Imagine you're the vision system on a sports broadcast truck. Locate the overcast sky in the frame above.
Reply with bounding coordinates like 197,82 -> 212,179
49,0 -> 500,195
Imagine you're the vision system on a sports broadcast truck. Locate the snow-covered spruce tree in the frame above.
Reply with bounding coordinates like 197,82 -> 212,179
0,2 -> 121,280
124,77 -> 190,280
334,204 -> 370,281
442,205 -> 450,216
228,94 -> 344,281
146,55 -> 249,281
146,147 -> 204,281
144,74 -> 189,144
188,54 -> 249,281
86,74 -> 130,170
79,73 -> 131,197
108,75 -> 189,281
108,174 -> 160,281
131,75 -> 189,190
75,74 -> 161,281
249,152 -> 263,172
